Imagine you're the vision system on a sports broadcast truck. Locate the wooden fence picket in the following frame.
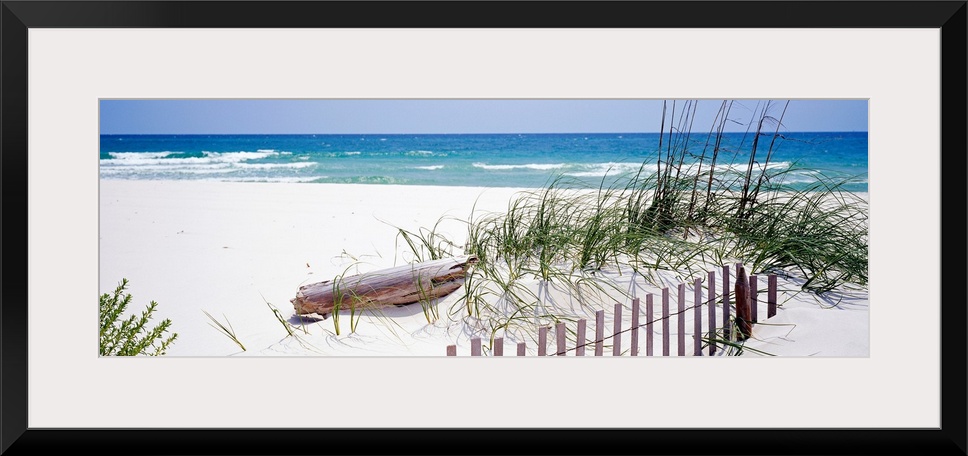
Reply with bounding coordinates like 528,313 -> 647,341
708,270 -> 716,356
538,326 -> 548,356
631,298 -> 640,356
646,293 -> 654,356
556,322 -> 566,356
471,337 -> 482,356
493,338 -> 504,356
750,274 -> 758,323
576,318 -> 587,356
768,274 -> 778,318
662,288 -> 670,356
677,283 -> 686,356
735,265 -> 752,341
595,310 -> 605,356
613,303 -> 622,356
694,278 -> 702,356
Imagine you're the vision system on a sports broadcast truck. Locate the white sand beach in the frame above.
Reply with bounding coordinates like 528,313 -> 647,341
98,179 -> 869,358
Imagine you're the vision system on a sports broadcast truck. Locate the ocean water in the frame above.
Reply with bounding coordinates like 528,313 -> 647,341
99,132 -> 868,192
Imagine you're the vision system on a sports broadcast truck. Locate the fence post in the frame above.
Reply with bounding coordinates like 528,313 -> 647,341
471,338 -> 482,356
576,318 -> 587,356
646,293 -> 654,356
517,342 -> 526,356
722,265 -> 731,341
631,298 -> 640,356
595,310 -> 605,356
768,274 -> 778,318
694,278 -> 702,356
556,322 -> 566,356
662,287 -> 670,356
735,266 -> 752,341
677,283 -> 686,356
750,274 -> 758,323
613,303 -> 623,356
708,270 -> 716,356
494,337 -> 503,356
538,326 -> 548,356
447,345 -> 457,356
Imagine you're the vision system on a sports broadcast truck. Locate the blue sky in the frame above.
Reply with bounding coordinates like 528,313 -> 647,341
99,99 -> 868,135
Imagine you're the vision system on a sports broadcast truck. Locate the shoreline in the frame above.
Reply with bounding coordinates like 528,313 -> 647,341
99,179 -> 869,357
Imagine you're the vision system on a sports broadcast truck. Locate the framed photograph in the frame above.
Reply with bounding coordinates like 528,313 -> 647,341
3,1 -> 965,455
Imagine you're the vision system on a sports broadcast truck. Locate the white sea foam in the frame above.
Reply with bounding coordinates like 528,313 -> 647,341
406,150 -> 435,156
99,149 -> 300,178
566,162 -> 656,177
325,151 -> 362,157
201,151 -> 278,162
415,165 -> 445,171
236,162 -> 316,170
472,162 -> 565,171
255,149 -> 292,155
101,157 -> 212,166
774,175 -> 819,184
99,164 -> 236,175
100,150 -> 279,167
107,151 -> 182,160
715,161 -> 792,173
559,160 -> 795,179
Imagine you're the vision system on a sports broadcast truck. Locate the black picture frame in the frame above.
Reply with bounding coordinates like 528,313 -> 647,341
2,1 -> 965,455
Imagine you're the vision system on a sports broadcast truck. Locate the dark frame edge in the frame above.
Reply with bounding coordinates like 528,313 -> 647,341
1,0 -> 966,28
0,2 -> 29,456
939,2 -> 968,454
1,1 -> 966,455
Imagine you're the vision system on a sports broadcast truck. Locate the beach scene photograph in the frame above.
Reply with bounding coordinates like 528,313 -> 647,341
98,98 -> 869,358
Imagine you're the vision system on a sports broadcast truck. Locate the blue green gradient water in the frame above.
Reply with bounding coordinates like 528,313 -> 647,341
99,132 -> 868,191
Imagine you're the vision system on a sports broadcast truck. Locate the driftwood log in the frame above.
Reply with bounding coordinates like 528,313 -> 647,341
291,255 -> 478,316
734,265 -> 753,341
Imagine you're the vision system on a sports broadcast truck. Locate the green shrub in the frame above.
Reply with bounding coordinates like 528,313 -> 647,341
99,278 -> 178,356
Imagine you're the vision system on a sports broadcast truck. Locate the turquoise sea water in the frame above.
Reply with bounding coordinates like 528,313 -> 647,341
99,132 -> 868,192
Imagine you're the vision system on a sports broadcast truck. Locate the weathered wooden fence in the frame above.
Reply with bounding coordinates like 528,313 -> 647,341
446,264 -> 779,356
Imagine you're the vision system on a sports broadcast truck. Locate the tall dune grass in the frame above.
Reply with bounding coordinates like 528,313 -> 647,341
395,99 -> 868,354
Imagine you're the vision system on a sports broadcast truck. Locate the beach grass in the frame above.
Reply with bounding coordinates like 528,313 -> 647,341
265,298 -> 295,338
202,310 -> 246,352
389,100 -> 868,354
